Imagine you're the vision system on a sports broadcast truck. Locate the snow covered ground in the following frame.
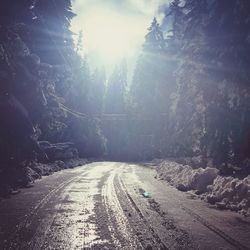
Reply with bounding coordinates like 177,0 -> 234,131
153,160 -> 250,216
0,159 -> 89,198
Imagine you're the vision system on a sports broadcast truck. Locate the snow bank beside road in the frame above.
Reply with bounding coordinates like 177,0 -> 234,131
157,161 -> 219,193
155,160 -> 250,216
205,175 -> 250,215
0,158 -> 89,198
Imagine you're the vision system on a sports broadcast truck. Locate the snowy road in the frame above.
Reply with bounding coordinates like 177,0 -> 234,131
0,162 -> 249,249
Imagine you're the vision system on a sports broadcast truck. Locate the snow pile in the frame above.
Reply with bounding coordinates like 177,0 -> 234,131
30,158 -> 89,177
204,175 -> 250,215
0,158 -> 89,198
156,160 -> 250,216
157,161 -> 218,193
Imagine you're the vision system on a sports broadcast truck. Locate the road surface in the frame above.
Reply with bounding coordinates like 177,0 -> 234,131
0,162 -> 249,250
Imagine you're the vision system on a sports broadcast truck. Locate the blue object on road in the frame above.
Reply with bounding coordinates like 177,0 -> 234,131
143,191 -> 150,198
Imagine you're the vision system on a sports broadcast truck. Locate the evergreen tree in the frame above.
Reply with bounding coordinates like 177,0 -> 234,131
104,60 -> 127,114
0,2 -> 62,167
129,18 -> 177,159
144,17 -> 166,51
89,68 -> 106,115
57,54 -> 106,158
0,0 -> 107,169
164,0 -> 250,174
29,0 -> 76,64
103,60 -> 128,159
167,0 -> 184,42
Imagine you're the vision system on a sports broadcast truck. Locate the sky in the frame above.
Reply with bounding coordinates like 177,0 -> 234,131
71,0 -> 170,75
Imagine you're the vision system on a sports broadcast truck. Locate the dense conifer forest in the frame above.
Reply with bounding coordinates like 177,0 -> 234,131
0,0 -> 250,193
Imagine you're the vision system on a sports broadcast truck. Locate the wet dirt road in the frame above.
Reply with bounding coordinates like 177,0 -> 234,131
0,162 -> 250,250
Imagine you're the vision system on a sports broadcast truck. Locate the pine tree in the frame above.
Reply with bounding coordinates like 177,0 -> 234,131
29,0 -> 76,64
165,0 -> 250,173
129,18 -> 177,159
167,0 -> 183,41
144,18 -> 166,51
0,2 -> 60,166
102,60 -> 128,159
104,60 -> 127,114
89,67 -> 106,115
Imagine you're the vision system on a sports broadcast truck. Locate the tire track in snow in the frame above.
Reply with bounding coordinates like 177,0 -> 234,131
6,172 -> 89,250
117,175 -> 167,249
102,169 -> 141,249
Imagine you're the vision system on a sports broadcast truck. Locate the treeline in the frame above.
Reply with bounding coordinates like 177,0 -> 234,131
0,0 -> 106,179
104,0 -> 250,176
0,0 -> 249,180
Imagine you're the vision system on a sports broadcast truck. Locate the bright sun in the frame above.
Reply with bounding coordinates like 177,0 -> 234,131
89,13 -> 132,60
71,9 -> 147,66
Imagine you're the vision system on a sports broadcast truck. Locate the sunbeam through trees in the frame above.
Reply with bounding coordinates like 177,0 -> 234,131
0,1 -> 250,248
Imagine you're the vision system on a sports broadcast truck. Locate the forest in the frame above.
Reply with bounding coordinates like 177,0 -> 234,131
0,0 -> 250,194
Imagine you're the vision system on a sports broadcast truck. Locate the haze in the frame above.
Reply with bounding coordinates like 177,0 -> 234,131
71,0 -> 167,71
